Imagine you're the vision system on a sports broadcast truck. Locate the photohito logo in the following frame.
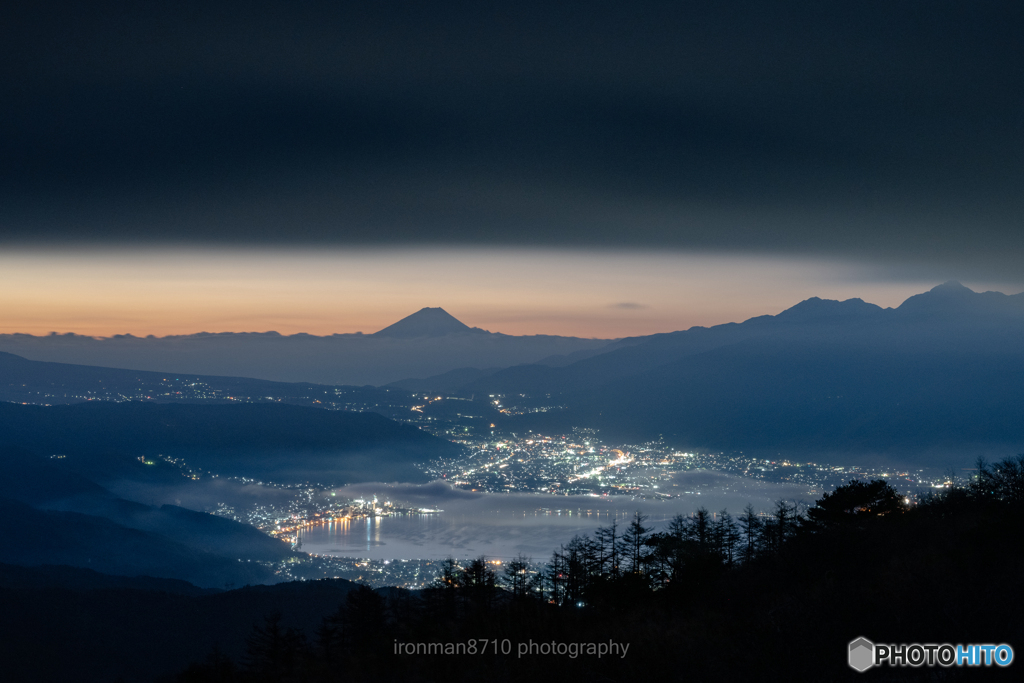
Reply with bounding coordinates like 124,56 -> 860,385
848,637 -> 1014,671
848,637 -> 874,672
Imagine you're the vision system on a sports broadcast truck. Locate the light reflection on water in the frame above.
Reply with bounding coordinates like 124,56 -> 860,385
296,509 -> 675,561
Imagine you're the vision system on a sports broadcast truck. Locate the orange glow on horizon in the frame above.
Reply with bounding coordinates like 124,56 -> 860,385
0,248 -> 1015,339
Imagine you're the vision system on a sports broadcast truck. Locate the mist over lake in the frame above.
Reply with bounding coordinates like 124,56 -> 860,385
298,479 -> 814,561
297,510 -> 632,561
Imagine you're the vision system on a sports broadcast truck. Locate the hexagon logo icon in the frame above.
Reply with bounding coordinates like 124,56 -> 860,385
848,637 -> 874,672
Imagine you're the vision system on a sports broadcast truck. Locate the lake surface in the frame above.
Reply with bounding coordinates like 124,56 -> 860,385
296,508 -> 675,561
295,474 -> 819,561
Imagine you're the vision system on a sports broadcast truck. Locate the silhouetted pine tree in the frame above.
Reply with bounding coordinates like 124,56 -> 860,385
503,554 -> 531,599
620,512 -> 653,576
686,507 -> 713,550
759,500 -> 802,554
594,518 -> 621,577
970,455 -> 1024,503
713,509 -> 740,566
459,556 -> 498,614
804,479 -> 906,530
176,645 -> 239,683
737,503 -> 762,564
423,556 -> 462,619
243,613 -> 308,683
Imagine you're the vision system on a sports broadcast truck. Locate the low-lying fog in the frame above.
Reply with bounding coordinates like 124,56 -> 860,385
106,471 -> 817,562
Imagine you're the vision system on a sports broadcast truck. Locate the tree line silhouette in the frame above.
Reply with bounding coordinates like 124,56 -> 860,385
179,456 -> 1024,682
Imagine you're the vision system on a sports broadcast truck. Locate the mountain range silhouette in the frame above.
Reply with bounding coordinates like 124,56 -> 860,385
0,308 -> 613,385
405,283 -> 1024,464
1,282 -> 1022,464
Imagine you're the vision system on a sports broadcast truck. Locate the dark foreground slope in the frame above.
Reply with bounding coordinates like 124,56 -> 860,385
0,569 -> 367,683
4,468 -> 1022,683
0,400 -> 460,484
179,467 -> 1024,682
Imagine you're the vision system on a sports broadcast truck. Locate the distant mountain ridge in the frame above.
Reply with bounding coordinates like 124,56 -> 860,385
2,283 -> 1022,465
0,308 -> 616,385
410,283 -> 1024,465
438,282 -> 1023,394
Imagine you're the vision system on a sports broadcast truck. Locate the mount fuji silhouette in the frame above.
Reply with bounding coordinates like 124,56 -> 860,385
372,307 -> 483,338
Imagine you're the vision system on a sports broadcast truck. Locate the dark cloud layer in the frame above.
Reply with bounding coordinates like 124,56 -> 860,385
2,2 -> 1021,274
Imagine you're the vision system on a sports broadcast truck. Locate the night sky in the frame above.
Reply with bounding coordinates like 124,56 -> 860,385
1,2 -> 1021,335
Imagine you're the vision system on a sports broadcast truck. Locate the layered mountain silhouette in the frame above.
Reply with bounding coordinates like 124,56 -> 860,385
1,283 -> 1021,464
0,399 -> 462,588
0,443 -> 291,587
411,283 -> 1024,464
0,401 -> 459,484
0,308 -> 616,385
0,497 -> 279,588
1,457 -> 291,562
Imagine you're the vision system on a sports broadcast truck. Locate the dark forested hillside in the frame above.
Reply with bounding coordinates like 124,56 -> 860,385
180,459 -> 1024,682
0,498 -> 278,588
0,401 -> 460,483
0,572 -> 367,683
5,461 -> 1021,682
